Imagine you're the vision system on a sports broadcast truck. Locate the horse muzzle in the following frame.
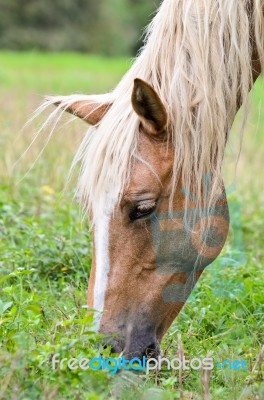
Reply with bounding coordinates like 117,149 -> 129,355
100,322 -> 160,360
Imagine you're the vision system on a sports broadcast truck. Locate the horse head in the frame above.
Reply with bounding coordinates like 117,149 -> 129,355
55,78 -> 230,359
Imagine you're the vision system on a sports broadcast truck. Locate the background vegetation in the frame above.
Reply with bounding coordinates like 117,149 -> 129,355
0,0 -> 156,55
0,1 -> 263,399
0,50 -> 263,400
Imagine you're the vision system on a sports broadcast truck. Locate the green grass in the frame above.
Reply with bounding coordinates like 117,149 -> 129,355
0,50 -> 129,93
0,51 -> 263,399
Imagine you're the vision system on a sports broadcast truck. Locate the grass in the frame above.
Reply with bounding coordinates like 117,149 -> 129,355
0,51 -> 263,399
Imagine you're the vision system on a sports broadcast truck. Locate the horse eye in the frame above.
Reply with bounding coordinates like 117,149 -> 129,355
129,201 -> 157,221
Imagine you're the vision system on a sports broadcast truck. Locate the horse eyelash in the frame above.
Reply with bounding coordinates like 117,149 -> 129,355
129,202 -> 157,221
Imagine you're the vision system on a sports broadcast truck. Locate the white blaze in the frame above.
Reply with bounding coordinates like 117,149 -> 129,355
93,193 -> 116,330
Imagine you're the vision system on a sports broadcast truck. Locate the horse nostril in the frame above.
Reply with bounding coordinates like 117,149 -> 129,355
109,342 -> 123,354
100,335 -> 124,354
144,342 -> 160,359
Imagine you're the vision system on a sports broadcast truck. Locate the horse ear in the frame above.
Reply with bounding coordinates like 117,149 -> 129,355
51,98 -> 111,125
131,78 -> 167,136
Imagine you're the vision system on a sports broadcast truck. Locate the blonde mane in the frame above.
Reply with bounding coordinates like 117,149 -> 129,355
39,0 -> 264,219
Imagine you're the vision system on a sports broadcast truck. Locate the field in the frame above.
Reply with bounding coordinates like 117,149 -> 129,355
0,51 -> 263,399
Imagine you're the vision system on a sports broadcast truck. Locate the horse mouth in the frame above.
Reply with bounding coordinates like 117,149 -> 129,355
100,333 -> 160,360
123,340 -> 160,360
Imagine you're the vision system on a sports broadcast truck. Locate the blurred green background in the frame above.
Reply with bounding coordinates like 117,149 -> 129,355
0,0 -> 156,55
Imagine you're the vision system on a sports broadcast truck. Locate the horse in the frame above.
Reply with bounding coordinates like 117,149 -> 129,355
38,0 -> 264,359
